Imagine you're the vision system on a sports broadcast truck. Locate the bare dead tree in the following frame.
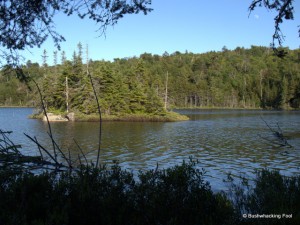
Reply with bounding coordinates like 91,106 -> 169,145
259,116 -> 293,148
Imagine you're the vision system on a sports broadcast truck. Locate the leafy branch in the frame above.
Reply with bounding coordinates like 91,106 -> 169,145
249,0 -> 297,57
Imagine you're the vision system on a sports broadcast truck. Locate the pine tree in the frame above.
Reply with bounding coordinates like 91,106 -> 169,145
61,51 -> 67,64
42,49 -> 48,68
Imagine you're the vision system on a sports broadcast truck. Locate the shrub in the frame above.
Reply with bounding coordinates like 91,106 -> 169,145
0,160 -> 235,225
134,160 -> 234,225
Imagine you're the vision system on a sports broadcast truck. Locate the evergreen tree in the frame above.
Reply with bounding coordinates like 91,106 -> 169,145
42,49 -> 48,68
2,45 -> 300,111
61,51 -> 67,64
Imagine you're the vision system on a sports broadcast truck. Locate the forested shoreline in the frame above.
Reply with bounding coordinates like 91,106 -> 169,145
1,45 -> 300,114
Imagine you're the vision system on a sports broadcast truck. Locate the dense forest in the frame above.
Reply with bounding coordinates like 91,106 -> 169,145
1,45 -> 300,115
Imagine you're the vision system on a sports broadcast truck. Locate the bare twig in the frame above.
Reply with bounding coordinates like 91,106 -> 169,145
24,133 -> 59,165
32,79 -> 58,163
34,136 -> 44,160
73,138 -> 88,165
87,70 -> 102,168
0,130 -> 68,172
46,131 -> 73,168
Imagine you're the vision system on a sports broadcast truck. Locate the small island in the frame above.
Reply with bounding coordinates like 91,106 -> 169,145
30,111 -> 189,122
26,44 -> 193,122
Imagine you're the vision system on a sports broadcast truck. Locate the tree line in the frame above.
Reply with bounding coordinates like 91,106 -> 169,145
1,45 -> 300,113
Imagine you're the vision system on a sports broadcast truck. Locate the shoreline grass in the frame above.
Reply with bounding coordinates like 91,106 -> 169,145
29,111 -> 190,122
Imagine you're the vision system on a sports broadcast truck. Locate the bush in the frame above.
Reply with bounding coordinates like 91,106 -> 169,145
0,160 -> 234,225
134,160 -> 234,225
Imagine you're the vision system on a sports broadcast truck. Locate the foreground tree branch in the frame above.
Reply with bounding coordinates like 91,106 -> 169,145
0,0 -> 152,66
249,0 -> 298,57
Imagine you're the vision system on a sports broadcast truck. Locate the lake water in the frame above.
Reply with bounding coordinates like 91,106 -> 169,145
1,107 -> 300,190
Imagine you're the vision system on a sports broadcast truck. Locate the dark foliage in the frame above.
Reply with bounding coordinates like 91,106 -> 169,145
226,169 -> 300,225
1,160 -> 300,225
0,160 -> 235,225
134,161 -> 233,225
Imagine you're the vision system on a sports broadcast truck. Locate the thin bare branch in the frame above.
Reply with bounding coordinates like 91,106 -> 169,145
73,138 -> 88,165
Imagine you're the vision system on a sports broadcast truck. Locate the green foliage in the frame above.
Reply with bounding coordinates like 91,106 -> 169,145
1,46 -> 300,110
0,67 -> 35,106
63,46 -> 300,111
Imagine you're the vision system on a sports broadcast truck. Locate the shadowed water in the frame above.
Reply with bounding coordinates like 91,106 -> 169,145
1,108 -> 300,190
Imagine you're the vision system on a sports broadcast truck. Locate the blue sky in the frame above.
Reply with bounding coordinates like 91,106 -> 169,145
21,0 -> 300,65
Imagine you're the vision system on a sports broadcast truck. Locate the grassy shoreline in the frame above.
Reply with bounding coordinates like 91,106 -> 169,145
29,111 -> 190,122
